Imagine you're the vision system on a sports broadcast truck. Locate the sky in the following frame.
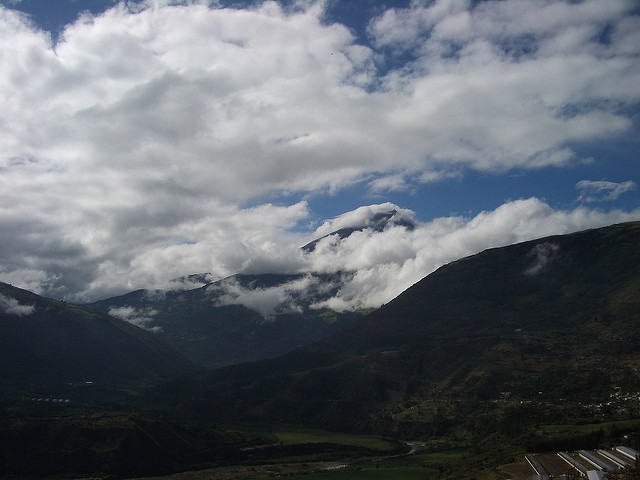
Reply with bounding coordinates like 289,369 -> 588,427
1,0 -> 639,308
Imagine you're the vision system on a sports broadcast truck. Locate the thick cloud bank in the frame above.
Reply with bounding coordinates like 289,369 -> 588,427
211,274 -> 322,319
298,199 -> 640,310
0,1 -> 639,302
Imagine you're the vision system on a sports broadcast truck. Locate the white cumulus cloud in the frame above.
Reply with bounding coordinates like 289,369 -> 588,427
0,1 -> 638,302
303,199 -> 640,311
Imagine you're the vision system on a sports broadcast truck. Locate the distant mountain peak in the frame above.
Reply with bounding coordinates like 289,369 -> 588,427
166,272 -> 216,290
164,222 -> 640,434
367,209 -> 416,230
302,206 -> 415,253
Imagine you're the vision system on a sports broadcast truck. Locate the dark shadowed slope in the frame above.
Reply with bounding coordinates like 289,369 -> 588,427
149,222 -> 640,433
0,282 -> 194,400
335,220 -> 640,355
86,272 -> 364,368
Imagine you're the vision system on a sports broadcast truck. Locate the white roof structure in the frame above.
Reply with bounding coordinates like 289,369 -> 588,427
586,471 -> 604,480
615,446 -> 639,462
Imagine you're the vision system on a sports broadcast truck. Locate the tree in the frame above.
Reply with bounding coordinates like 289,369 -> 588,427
608,463 -> 640,480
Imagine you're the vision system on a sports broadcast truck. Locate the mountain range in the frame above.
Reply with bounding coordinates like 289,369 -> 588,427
147,221 -> 640,437
2,220 -> 639,452
82,208 -> 417,367
0,282 -> 193,401
301,209 -> 415,253
85,271 -> 365,367
1,208 -> 413,400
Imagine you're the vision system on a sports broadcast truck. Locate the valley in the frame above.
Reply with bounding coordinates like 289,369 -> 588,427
2,0 -> 639,477
1,222 -> 640,479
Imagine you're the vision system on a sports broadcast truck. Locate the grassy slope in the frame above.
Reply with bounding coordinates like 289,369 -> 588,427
0,282 -> 194,399
0,409 -> 266,478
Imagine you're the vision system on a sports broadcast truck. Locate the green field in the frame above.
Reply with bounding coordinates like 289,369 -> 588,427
274,466 -> 436,479
413,449 -> 468,463
271,426 -> 399,451
540,418 -> 640,434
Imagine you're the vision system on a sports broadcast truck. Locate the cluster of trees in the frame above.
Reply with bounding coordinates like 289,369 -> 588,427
609,464 -> 640,480
0,410 -> 265,478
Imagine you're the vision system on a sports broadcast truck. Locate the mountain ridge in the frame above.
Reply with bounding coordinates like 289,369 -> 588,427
82,207 -> 414,367
0,282 -> 195,401
147,221 -> 640,436
301,209 -> 415,253
85,271 -> 365,367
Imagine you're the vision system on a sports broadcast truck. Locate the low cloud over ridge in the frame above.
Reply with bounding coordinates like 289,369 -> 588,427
298,199 -> 640,311
108,305 -> 162,333
0,294 -> 36,317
